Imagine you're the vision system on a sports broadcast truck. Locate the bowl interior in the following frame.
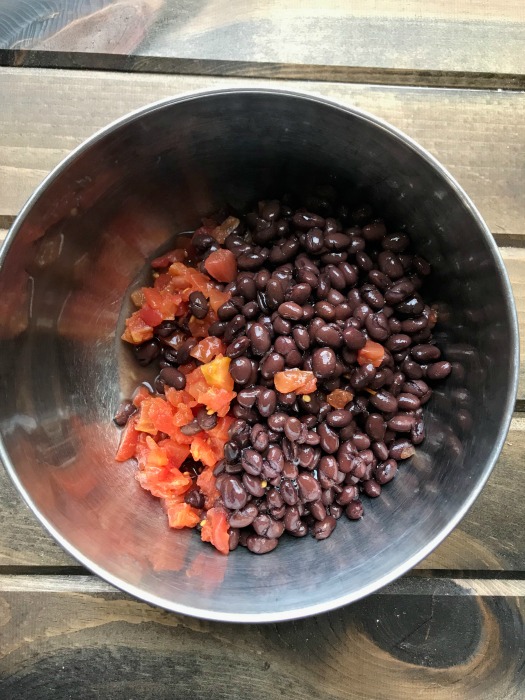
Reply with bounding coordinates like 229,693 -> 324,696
0,91 -> 517,621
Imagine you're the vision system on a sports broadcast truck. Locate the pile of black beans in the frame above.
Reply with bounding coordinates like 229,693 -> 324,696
130,197 -> 452,554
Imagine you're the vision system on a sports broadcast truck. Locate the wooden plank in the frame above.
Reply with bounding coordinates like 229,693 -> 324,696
0,0 -> 524,78
1,415 -> 523,571
502,249 -> 525,403
0,68 -> 524,243
0,585 -> 523,699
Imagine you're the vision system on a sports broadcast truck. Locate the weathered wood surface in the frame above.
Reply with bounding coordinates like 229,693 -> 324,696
1,68 -> 524,242
0,0 -> 524,84
0,581 -> 523,699
1,414 -> 523,571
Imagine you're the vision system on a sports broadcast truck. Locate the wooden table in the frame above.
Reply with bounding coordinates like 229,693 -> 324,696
0,3 -> 524,698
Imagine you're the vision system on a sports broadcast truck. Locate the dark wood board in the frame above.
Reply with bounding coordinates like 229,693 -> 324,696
0,580 -> 524,699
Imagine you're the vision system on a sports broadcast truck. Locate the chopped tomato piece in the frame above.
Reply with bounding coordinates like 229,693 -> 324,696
201,355 -> 234,391
357,339 -> 385,368
165,501 -> 201,529
164,387 -> 198,409
204,249 -> 237,283
196,387 -> 236,418
274,369 -> 317,395
138,304 -> 163,328
135,397 -> 175,435
201,507 -> 230,555
158,438 -> 191,469
207,287 -> 230,313
172,403 -> 195,428
190,336 -> 226,363
191,434 -> 221,468
207,415 -> 234,442
137,465 -> 192,499
186,367 -> 211,401
197,468 -> 220,509
188,312 -> 215,338
132,385 -> 151,407
327,388 -> 354,409
115,414 -> 139,462
121,310 -> 153,344
151,248 -> 187,269
142,287 -> 179,320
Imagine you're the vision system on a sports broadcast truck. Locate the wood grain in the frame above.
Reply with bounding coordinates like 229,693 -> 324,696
0,0 -> 524,78
1,415 -> 523,571
0,584 -> 523,699
0,67 -> 524,243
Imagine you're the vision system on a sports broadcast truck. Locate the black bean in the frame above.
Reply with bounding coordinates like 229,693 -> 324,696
315,301 -> 336,321
361,285 -> 385,310
402,379 -> 430,397
297,473 -> 322,502
229,419 -> 251,447
362,221 -> 386,241
378,251 -> 404,279
318,422 -> 340,454
242,473 -> 266,497
218,475 -> 248,510
369,390 -> 398,413
316,274 -> 331,300
427,360 -> 452,380
350,363 -> 376,390
411,417 -> 426,445
334,303 -> 353,322
250,424 -> 270,452
247,535 -> 278,554
372,440 -> 389,461
223,314 -> 246,343
397,393 -> 421,411
315,324 -> 343,348
217,300 -> 238,321
413,255 -> 431,276
311,501 -> 328,521
396,295 -> 425,316
225,336 -> 251,359
135,340 -> 160,366
248,322 -> 272,355
293,211 -> 326,229
188,291 -> 208,319
273,316 -> 292,335
278,301 -> 303,321
242,301 -> 259,320
266,278 -> 285,307
113,400 -> 136,426
241,448 -> 264,476
284,505 -> 303,531
365,312 -> 390,341
343,326 -> 366,350
230,357 -> 254,385
180,419 -> 202,436
386,334 -> 412,352
363,479 -> 382,498
387,414 -> 415,432
224,441 -> 240,463
289,283 -> 312,305
326,409 -> 353,428
336,485 -> 358,506
312,347 -> 337,378
346,500 -> 364,519
411,344 -> 441,362
196,407 -> 218,431
267,445 -> 285,474
389,439 -> 416,460
293,326 -> 310,351
352,431 -> 371,451
185,488 -> 205,509
312,515 -> 337,540
257,388 -> 277,418
374,459 -> 398,484
208,319 -> 227,337
382,233 -> 409,252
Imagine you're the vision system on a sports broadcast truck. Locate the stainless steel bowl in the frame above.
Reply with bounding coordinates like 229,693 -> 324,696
0,89 -> 519,622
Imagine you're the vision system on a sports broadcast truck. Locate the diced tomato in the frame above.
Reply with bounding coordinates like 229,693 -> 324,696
191,434 -> 221,468
132,385 -> 151,407
151,248 -> 187,269
170,425 -> 199,445
135,397 -> 175,436
188,312 -> 214,338
274,369 -> 317,395
197,468 -> 220,509
190,336 -> 226,363
201,507 -> 230,555
121,310 -> 153,344
207,415 -> 234,442
115,414 -> 139,462
207,287 -> 230,313
327,389 -> 354,409
196,387 -> 236,418
201,355 -> 234,391
164,387 -> 198,409
158,438 -> 191,469
186,367 -> 211,400
138,304 -> 164,328
357,339 -> 385,368
142,287 -> 179,320
204,249 -> 237,283
210,216 -> 240,244
172,403 -> 195,428
137,465 -> 192,499
165,501 -> 201,529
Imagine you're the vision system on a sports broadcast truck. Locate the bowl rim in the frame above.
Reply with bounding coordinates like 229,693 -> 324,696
0,87 -> 520,622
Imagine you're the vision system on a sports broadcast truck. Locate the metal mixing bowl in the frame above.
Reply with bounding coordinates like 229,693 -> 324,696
0,89 -> 518,622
